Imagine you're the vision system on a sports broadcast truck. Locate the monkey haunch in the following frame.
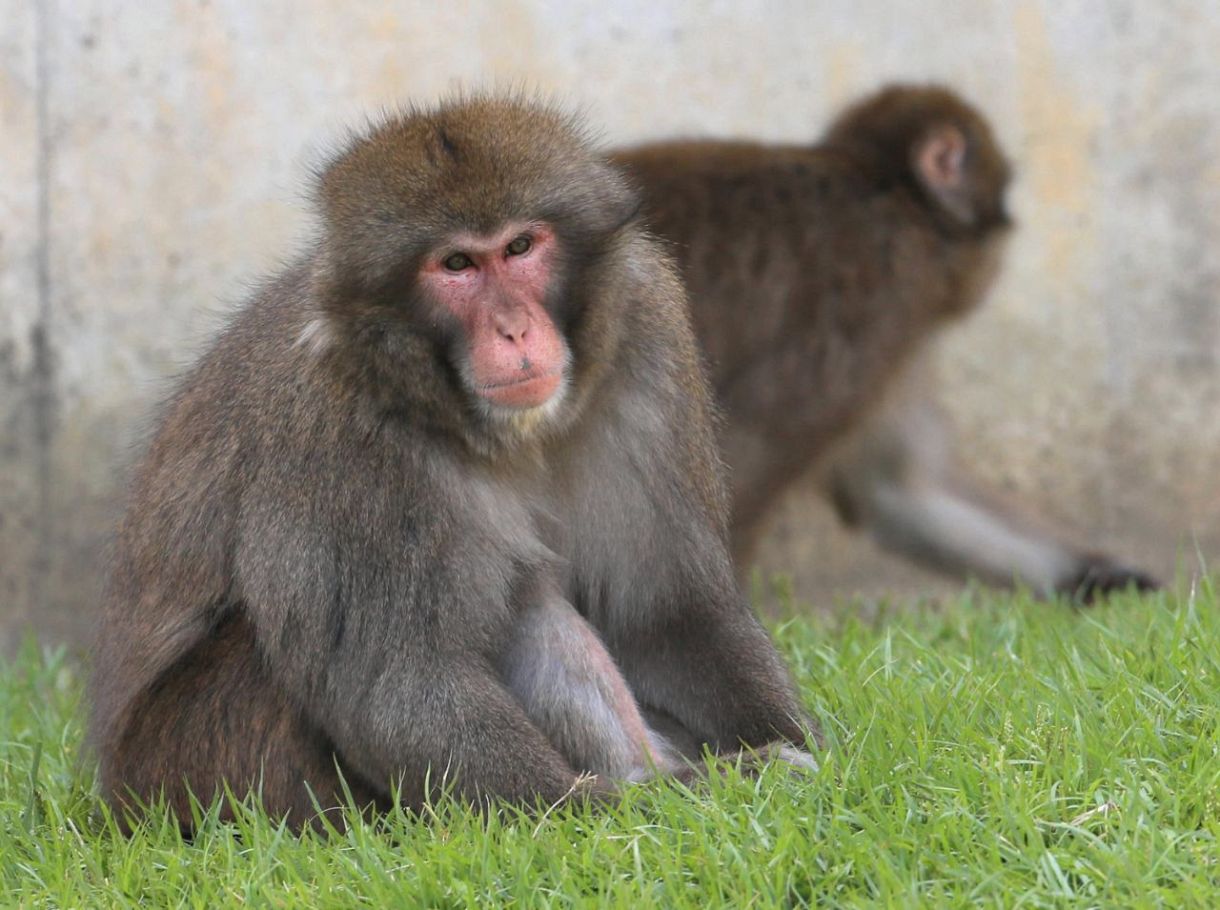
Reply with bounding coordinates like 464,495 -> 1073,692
616,85 -> 1157,601
90,98 -> 816,832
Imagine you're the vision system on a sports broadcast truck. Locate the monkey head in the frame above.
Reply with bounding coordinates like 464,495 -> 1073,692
824,84 -> 1013,235
308,97 -> 641,449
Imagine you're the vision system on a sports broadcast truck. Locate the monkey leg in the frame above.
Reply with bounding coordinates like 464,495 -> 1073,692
109,611 -> 384,832
499,595 -> 679,781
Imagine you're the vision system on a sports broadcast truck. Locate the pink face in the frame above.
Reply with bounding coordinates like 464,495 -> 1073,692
420,223 -> 568,411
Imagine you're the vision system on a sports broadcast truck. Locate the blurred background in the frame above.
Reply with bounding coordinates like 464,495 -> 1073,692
3,1 -> 1218,650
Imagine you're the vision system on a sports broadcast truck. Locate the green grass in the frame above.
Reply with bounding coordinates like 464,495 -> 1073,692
3,581 -> 1219,908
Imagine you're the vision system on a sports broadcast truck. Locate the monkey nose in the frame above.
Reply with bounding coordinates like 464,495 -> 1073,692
493,310 -> 530,343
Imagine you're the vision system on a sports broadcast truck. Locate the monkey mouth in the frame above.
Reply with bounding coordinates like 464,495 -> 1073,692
479,370 -> 564,409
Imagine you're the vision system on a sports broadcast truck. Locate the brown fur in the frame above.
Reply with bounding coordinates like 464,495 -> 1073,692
90,96 -> 815,834
615,84 -> 1155,598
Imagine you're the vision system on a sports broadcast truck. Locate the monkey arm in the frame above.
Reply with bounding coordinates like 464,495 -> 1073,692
249,600 -> 593,807
833,464 -> 1082,594
826,381 -> 1077,595
581,311 -> 818,757
831,452 -> 1157,599
824,378 -> 1157,599
613,597 -> 815,754
233,473 -> 599,808
335,651 -> 595,806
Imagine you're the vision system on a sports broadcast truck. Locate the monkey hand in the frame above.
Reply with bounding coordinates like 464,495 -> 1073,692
1065,555 -> 1161,604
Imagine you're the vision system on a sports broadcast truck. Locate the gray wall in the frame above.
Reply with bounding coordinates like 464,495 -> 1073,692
2,0 -> 1218,648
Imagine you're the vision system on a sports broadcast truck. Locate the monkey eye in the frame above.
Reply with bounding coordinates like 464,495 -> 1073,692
443,252 -> 474,272
505,235 -> 532,257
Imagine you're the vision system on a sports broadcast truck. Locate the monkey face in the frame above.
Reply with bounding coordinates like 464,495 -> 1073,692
308,97 -> 643,450
420,221 -> 571,414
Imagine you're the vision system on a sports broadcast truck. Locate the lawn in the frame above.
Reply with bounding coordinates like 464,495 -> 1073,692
2,580 -> 1217,908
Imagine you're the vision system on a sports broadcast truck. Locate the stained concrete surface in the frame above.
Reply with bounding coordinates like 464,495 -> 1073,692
1,1 -> 1217,649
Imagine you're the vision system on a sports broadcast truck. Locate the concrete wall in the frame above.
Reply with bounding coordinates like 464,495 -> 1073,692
2,0 -> 1218,648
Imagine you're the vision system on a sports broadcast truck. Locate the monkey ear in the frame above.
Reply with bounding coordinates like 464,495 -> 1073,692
913,124 -> 975,225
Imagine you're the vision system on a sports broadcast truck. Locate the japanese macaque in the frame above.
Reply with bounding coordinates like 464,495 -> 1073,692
615,84 -> 1157,600
90,97 -> 817,833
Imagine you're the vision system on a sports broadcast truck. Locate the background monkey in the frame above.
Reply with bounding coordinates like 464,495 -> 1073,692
90,97 -> 816,832
615,84 -> 1157,600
